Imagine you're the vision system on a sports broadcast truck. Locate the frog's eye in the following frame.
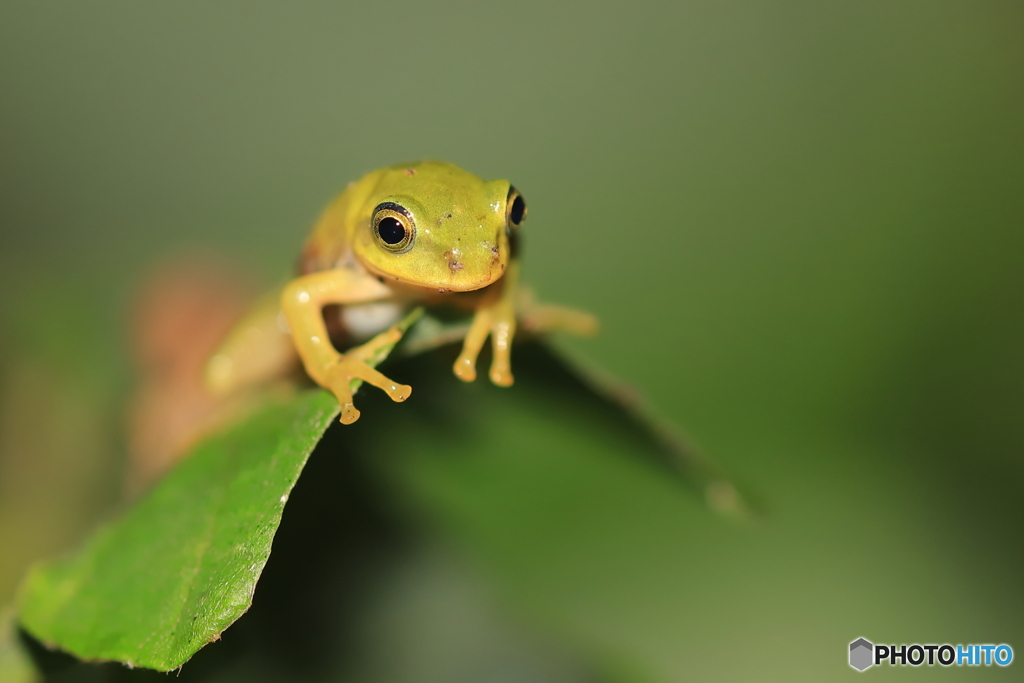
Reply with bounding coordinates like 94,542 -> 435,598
371,202 -> 415,253
506,186 -> 527,229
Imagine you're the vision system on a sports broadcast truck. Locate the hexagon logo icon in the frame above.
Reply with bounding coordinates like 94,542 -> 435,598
850,638 -> 874,671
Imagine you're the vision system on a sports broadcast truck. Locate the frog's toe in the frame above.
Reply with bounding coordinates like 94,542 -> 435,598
386,382 -> 412,402
340,402 -> 361,424
347,361 -> 411,404
453,355 -> 478,382
489,362 -> 514,387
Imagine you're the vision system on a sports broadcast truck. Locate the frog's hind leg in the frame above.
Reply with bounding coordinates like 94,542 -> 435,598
518,287 -> 599,337
205,292 -> 299,395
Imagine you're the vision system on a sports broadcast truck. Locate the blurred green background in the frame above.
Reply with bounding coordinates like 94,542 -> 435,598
1,0 -> 1022,680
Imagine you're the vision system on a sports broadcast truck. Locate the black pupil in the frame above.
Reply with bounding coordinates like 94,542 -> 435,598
378,217 -> 406,245
509,194 -> 526,225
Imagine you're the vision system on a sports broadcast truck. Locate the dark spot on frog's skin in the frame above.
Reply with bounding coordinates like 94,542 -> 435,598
376,276 -> 385,283
446,213 -> 452,219
490,246 -> 500,260
405,168 -> 416,176
443,249 -> 463,272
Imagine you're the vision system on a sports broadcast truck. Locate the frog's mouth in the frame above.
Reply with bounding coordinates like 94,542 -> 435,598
360,233 -> 510,294
374,255 -> 507,294
441,263 -> 507,293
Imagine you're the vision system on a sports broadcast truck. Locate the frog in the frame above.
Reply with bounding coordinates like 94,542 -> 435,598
205,160 -> 596,424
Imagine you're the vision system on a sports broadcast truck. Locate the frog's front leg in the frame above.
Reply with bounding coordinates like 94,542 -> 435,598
453,261 -> 520,387
281,269 -> 411,424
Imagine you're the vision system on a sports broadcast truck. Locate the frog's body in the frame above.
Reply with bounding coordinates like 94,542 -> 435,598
205,160 -> 594,424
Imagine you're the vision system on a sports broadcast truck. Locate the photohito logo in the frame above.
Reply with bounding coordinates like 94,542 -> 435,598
849,638 -> 1013,671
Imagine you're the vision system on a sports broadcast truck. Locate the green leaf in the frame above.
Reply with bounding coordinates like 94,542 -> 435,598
14,307 -> 748,673
16,388 -> 337,671
14,310 -> 422,672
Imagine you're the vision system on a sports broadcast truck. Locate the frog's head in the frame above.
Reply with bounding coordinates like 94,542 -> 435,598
352,161 -> 525,293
